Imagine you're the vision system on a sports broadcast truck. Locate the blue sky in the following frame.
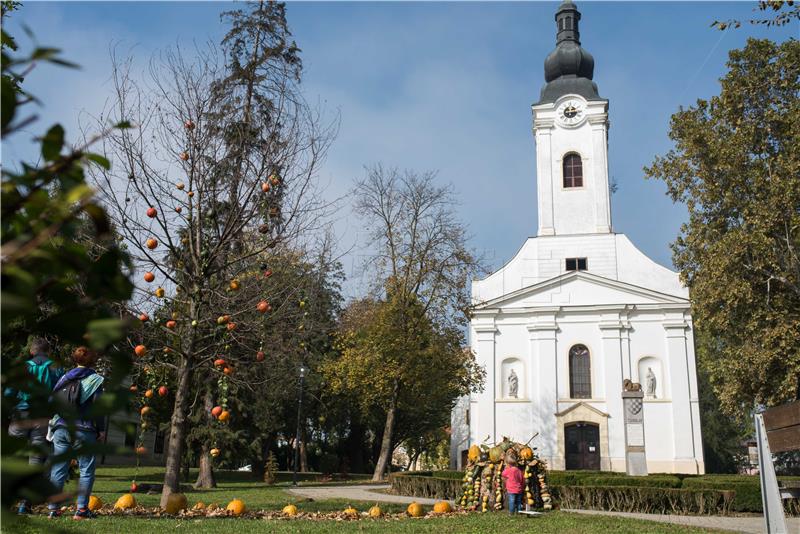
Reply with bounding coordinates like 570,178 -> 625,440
4,1 -> 798,297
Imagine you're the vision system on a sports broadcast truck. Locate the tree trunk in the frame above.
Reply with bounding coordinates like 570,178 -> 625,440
194,389 -> 217,488
372,385 -> 398,481
160,354 -> 193,507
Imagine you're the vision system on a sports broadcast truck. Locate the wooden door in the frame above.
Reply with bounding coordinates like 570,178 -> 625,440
565,422 -> 600,470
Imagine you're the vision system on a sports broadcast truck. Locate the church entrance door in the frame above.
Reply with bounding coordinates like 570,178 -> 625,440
565,422 -> 600,470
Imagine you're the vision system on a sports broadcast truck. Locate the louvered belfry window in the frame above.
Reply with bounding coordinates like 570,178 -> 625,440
563,153 -> 583,188
569,344 -> 592,399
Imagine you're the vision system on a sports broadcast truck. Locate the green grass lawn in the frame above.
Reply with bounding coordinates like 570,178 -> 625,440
6,466 -> 728,534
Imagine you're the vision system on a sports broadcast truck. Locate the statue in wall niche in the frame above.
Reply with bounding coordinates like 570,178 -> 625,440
645,367 -> 657,398
508,369 -> 519,398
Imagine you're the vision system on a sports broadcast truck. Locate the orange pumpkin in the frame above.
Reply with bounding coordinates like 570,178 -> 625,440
406,502 -> 424,517
226,499 -> 246,516
432,501 -> 451,514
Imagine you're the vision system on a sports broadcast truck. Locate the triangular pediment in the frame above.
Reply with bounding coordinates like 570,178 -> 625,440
555,401 -> 609,419
474,271 -> 687,310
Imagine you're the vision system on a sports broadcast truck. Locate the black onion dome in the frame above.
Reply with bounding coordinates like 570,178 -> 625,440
537,1 -> 601,105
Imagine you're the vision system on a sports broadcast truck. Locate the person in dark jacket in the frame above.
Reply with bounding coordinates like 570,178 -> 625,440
4,338 -> 63,514
46,346 -> 105,520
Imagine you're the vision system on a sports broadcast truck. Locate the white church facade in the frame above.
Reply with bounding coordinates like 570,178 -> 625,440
450,1 -> 704,474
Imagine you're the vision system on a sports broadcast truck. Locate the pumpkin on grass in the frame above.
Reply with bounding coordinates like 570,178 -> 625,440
343,504 -> 358,518
406,502 -> 424,517
164,493 -> 188,515
114,494 -> 136,510
282,504 -> 298,516
432,501 -> 451,514
87,495 -> 103,511
368,505 -> 383,518
226,498 -> 246,516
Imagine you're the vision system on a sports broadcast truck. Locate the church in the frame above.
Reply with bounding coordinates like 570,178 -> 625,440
450,1 -> 705,474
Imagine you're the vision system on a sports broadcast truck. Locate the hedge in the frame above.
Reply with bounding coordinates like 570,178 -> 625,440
390,470 -> 800,515
554,485 -> 735,515
388,472 -> 461,500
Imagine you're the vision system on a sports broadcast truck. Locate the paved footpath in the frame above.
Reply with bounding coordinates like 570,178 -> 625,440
288,484 -> 443,505
288,484 -> 798,533
564,508 -> 800,534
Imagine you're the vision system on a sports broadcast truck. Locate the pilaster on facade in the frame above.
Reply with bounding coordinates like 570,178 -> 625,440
527,314 -> 559,459
662,313 -> 696,462
598,316 -> 627,460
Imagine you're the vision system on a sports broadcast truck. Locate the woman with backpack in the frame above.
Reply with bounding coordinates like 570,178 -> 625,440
47,346 -> 106,520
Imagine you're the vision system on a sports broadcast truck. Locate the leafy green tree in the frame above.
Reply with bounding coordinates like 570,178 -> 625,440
713,0 -> 799,30
1,2 -> 132,523
326,295 -> 483,481
645,38 -> 800,417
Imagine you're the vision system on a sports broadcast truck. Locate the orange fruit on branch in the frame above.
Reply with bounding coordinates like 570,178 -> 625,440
145,389 -> 153,398
143,272 -> 155,283
257,300 -> 270,313
146,207 -> 157,218
134,345 -> 147,357
214,358 -> 226,367
179,151 -> 189,161
210,447 -> 220,457
155,287 -> 165,298
175,206 -> 182,213
129,385 -> 138,393
145,238 -> 158,250
136,446 -> 147,455
256,351 -> 265,362
158,386 -> 168,397
226,322 -> 237,331
176,182 -> 185,190
211,406 -> 223,418
138,313 -> 149,322
223,366 -> 233,375
166,320 -> 177,329
184,119 -> 195,130
229,279 -> 240,291
218,410 -> 230,422
261,182 -> 270,193
140,406 -> 151,416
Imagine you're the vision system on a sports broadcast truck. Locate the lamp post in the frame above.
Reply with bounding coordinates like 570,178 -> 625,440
292,365 -> 306,486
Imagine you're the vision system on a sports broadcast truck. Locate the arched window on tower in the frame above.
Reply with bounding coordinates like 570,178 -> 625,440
569,344 -> 591,398
563,153 -> 583,188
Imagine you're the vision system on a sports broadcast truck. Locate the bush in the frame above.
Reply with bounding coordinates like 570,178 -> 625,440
554,485 -> 735,515
681,476 -> 800,514
388,472 -> 462,500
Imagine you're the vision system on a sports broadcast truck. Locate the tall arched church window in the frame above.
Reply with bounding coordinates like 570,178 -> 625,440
563,153 -> 583,188
569,344 -> 591,398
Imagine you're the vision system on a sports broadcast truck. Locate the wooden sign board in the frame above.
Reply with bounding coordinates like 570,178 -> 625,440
763,400 -> 800,454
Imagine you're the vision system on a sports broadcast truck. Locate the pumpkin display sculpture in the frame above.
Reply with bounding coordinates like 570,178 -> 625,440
458,436 -> 552,512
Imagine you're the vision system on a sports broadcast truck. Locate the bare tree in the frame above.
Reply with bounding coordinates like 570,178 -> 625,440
87,29 -> 335,503
352,165 -> 485,481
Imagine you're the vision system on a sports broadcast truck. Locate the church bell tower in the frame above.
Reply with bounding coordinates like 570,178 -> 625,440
532,0 -> 612,236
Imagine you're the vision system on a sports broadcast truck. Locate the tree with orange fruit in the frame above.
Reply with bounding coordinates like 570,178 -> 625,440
88,1 -> 336,506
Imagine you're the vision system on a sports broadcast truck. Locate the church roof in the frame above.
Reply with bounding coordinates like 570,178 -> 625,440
537,0 -> 601,105
473,270 -> 689,311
